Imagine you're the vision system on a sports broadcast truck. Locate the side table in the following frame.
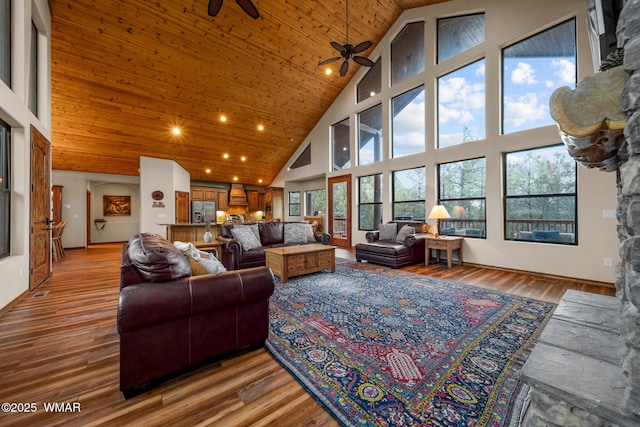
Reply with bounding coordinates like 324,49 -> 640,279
425,236 -> 463,269
192,240 -> 223,258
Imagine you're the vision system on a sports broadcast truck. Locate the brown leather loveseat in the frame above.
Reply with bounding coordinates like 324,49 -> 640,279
117,233 -> 275,397
217,221 -> 330,271
355,221 -> 431,268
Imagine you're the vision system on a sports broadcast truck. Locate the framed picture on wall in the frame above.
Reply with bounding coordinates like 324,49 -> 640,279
103,195 -> 131,216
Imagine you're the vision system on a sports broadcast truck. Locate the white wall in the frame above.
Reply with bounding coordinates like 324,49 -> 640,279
139,156 -> 190,236
271,0 -> 619,283
91,182 -> 140,243
51,170 -> 140,247
283,175 -> 326,222
0,0 -> 51,310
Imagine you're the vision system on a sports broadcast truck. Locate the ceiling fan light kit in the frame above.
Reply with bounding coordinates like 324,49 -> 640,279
318,0 -> 374,76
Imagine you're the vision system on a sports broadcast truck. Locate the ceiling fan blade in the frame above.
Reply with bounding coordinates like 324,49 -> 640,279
353,56 -> 375,67
318,57 -> 342,66
208,0 -> 223,16
236,0 -> 260,19
340,60 -> 350,77
330,41 -> 346,53
353,40 -> 373,53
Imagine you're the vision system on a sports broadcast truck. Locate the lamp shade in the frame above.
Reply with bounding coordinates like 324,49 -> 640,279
428,205 -> 451,220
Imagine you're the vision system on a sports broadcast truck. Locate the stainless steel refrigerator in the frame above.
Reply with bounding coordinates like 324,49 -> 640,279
192,201 -> 216,223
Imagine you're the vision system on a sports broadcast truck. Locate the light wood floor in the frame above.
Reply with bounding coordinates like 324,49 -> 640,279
0,244 -> 615,426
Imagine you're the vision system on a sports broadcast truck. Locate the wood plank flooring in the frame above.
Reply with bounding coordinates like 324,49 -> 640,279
0,244 -> 615,426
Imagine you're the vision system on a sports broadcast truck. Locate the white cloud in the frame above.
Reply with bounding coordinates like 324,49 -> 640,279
439,77 -> 467,103
552,59 -> 575,85
439,133 -> 462,148
504,93 -> 548,128
476,62 -> 485,77
511,62 -> 537,85
438,105 -> 461,123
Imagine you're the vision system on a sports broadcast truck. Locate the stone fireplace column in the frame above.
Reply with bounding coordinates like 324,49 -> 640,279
618,0 -> 640,416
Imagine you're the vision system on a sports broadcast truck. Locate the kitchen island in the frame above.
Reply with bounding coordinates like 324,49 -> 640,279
161,223 -> 221,242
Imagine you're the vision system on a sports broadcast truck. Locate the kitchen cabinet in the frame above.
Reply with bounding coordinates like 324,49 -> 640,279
191,186 -> 228,211
216,189 -> 228,211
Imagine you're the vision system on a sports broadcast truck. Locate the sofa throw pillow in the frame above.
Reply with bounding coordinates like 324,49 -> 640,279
174,241 -> 227,275
234,223 -> 261,242
128,233 -> 191,282
284,223 -> 314,244
231,226 -> 262,251
379,223 -> 398,241
396,225 -> 416,242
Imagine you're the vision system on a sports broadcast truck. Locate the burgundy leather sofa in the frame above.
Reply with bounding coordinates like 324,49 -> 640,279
217,221 -> 330,271
355,221 -> 430,268
117,233 -> 275,397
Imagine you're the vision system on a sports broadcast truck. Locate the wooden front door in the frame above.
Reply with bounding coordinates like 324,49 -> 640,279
175,191 -> 190,224
328,174 -> 351,248
30,126 -> 51,290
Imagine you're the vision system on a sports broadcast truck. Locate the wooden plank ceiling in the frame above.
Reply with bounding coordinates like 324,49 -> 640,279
50,0 -> 449,185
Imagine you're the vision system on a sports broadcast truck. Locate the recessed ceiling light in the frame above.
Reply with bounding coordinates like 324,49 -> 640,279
258,124 -> 264,131
233,176 -> 238,181
370,91 -> 376,97
220,115 -> 227,122
205,168 -> 211,173
223,153 -> 229,159
172,127 -> 181,135
325,68 -> 332,76
258,179 -> 263,183
241,156 -> 247,161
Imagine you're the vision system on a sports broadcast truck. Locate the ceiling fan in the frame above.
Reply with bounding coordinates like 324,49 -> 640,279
318,0 -> 375,77
208,0 -> 260,20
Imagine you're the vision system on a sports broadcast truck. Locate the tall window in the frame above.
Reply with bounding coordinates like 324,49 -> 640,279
288,191 -> 300,216
438,158 -> 486,238
504,145 -> 577,244
392,167 -> 425,221
29,21 -> 38,115
0,0 -> 10,87
305,188 -> 326,216
502,19 -> 576,134
331,118 -> 350,171
358,104 -> 382,165
392,85 -> 425,158
438,59 -> 485,148
391,22 -> 424,85
0,119 -> 10,258
358,174 -> 382,230
357,59 -> 381,102
437,13 -> 485,63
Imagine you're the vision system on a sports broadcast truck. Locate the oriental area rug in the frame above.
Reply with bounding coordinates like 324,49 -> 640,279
265,262 -> 555,426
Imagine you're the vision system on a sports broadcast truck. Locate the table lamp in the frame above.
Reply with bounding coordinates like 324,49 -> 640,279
428,205 -> 450,238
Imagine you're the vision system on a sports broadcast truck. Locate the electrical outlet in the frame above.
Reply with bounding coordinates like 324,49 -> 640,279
603,210 -> 616,219
604,258 -> 613,267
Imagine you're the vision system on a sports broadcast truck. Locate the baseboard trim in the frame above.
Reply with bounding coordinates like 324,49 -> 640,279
462,261 -> 615,289
0,289 -> 30,319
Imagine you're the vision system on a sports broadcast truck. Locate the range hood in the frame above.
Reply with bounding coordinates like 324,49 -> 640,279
228,183 -> 249,206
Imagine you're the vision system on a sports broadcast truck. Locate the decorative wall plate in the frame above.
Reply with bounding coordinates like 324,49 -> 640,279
152,190 -> 164,201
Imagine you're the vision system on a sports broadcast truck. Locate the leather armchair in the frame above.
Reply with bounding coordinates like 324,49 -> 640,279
355,221 -> 431,268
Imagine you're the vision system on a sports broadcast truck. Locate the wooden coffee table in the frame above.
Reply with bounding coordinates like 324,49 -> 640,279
264,244 -> 336,283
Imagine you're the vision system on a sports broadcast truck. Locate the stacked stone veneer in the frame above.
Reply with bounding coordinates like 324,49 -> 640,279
618,0 -> 640,417
520,2 -> 640,426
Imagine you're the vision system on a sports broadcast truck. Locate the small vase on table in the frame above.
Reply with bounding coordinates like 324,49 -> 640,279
203,220 -> 212,243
